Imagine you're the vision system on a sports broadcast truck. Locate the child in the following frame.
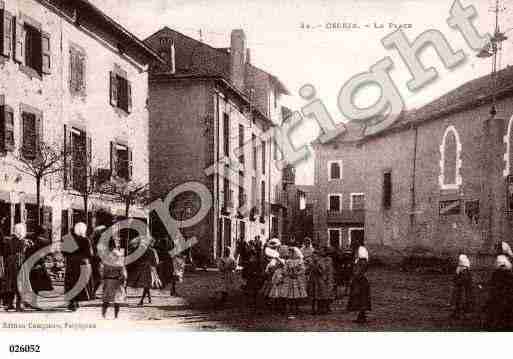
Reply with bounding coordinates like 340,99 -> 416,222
170,253 -> 185,297
268,245 -> 289,313
450,254 -> 473,319
347,246 -> 371,324
217,247 -> 237,305
485,255 -> 513,330
282,247 -> 308,317
100,239 -> 127,319
307,247 -> 335,314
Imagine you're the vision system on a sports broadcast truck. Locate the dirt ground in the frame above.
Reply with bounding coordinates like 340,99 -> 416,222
0,267 -> 495,332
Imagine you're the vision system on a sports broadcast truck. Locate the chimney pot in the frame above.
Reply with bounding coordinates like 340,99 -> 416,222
230,29 -> 246,91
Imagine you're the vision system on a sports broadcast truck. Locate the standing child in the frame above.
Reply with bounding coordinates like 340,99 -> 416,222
100,239 -> 127,319
282,247 -> 308,317
347,246 -> 372,324
217,247 -> 237,305
268,245 -> 289,313
450,254 -> 473,319
171,253 -> 185,297
307,247 -> 335,314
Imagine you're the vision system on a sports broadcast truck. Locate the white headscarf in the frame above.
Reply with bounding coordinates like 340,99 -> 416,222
496,255 -> 513,270
357,246 -> 369,261
456,254 -> 470,274
501,241 -> 513,258
14,223 -> 27,239
74,222 -> 87,237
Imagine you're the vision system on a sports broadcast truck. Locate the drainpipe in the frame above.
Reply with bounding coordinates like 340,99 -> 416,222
410,125 -> 418,229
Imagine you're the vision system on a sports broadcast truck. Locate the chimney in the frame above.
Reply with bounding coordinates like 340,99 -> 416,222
246,48 -> 251,64
169,41 -> 176,74
230,29 -> 246,91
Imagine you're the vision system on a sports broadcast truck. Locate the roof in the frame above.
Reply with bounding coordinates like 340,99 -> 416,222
40,0 -> 163,64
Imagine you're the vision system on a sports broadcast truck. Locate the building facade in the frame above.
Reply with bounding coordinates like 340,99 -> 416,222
0,0 -> 159,240
145,27 -> 289,262
313,66 -> 513,259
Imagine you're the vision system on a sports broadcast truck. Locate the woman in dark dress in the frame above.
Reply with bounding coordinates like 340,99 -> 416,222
347,246 -> 371,324
127,240 -> 160,306
25,226 -> 53,309
484,255 -> 513,330
64,222 -> 94,311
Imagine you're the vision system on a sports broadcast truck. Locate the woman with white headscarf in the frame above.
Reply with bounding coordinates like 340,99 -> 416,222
450,254 -> 473,319
347,246 -> 371,324
2,223 -> 31,311
64,222 -> 94,311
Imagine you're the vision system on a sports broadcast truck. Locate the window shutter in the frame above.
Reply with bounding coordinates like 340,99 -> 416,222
128,147 -> 133,180
41,31 -> 51,74
110,141 -> 118,177
63,125 -> 72,189
13,17 -> 24,64
86,135 -> 92,188
1,10 -> 12,58
78,54 -> 85,92
35,112 -> 43,155
109,71 -> 118,107
0,105 -> 5,151
127,81 -> 132,113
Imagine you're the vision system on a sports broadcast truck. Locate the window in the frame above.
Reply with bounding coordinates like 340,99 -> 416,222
238,124 -> 244,164
328,194 -> 342,212
223,178 -> 232,209
1,9 -> 13,58
238,171 -> 245,209
21,110 -> 42,159
110,142 -> 132,181
251,177 -> 257,210
383,171 -> 392,209
261,180 -> 266,215
348,228 -> 364,247
12,16 -> 51,75
328,228 -> 341,249
261,140 -> 266,174
0,104 -> 15,152
71,128 -> 87,191
252,134 -> 257,170
110,68 -> 132,113
350,193 -> 365,210
223,113 -> 230,157
328,161 -> 342,180
239,220 -> 246,241
271,216 -> 279,237
439,125 -> 462,190
69,45 -> 86,95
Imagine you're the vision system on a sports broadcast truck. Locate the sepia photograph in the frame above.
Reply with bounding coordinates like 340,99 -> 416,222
0,0 -> 513,355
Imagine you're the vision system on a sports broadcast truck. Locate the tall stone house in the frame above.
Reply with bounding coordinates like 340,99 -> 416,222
145,27 -> 290,262
0,0 -> 160,240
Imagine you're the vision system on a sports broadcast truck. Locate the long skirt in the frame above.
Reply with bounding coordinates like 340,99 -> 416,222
64,260 -> 94,302
103,279 -> 127,304
30,265 -> 53,293
347,275 -> 371,312
282,276 -> 308,299
220,271 -> 237,293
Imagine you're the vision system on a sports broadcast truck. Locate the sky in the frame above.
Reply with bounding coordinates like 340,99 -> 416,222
91,0 -> 513,184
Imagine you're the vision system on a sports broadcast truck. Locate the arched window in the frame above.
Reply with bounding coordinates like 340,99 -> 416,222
439,125 -> 462,190
503,115 -> 513,177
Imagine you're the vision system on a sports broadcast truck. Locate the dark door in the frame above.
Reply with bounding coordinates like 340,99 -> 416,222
351,229 -> 365,248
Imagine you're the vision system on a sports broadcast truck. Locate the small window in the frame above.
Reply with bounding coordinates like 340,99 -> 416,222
110,141 -> 132,181
1,10 -> 13,58
328,161 -> 342,180
383,171 -> 392,209
261,180 -> 266,214
70,46 -> 86,95
71,128 -> 87,191
223,113 -> 230,157
328,194 -> 342,212
21,111 -> 38,159
110,69 -> 132,113
328,229 -> 341,249
252,134 -> 257,170
0,105 -> 15,152
351,193 -> 365,210
261,140 -> 266,174
24,24 -> 42,74
223,178 -> 232,209
238,124 -> 244,164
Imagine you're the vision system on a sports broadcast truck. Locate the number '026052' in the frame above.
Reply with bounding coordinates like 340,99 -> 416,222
9,345 -> 40,353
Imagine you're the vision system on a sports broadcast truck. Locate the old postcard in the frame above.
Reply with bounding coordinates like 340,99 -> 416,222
0,0 -> 512,355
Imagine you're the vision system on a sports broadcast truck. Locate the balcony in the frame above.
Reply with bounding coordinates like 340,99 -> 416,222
326,209 -> 365,224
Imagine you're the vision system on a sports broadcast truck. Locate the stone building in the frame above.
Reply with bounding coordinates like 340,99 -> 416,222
145,27 -> 289,261
313,66 -> 513,259
0,0 -> 160,240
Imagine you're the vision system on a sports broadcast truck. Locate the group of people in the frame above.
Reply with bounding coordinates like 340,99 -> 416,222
450,241 -> 513,330
223,236 -> 372,323
0,220 -> 186,319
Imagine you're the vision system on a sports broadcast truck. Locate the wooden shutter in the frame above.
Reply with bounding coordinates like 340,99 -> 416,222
0,105 -> 5,151
109,71 -> 118,107
13,17 -> 24,64
110,141 -> 118,177
41,31 -> 51,74
63,125 -> 73,189
128,147 -> 133,180
127,81 -> 132,113
1,10 -> 12,58
35,112 -> 43,155
86,135 -> 92,187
